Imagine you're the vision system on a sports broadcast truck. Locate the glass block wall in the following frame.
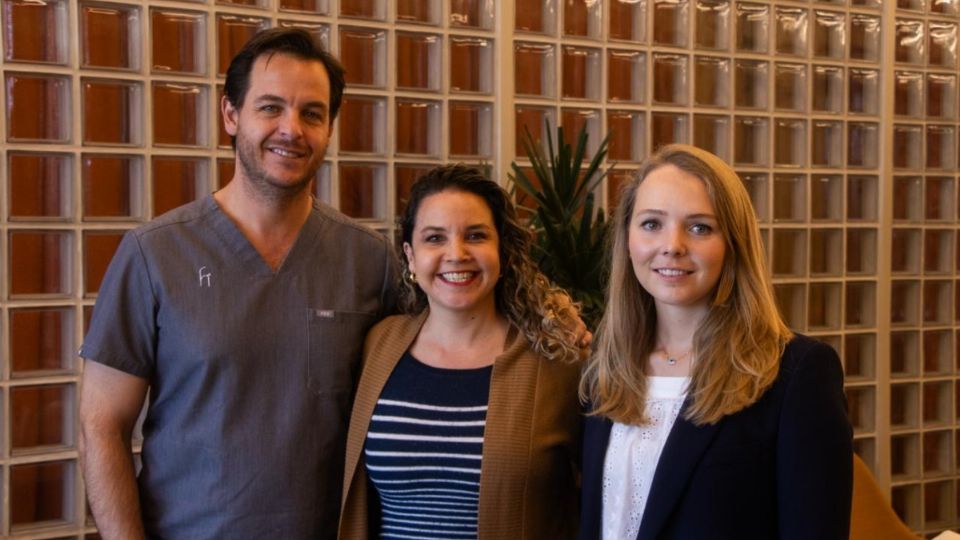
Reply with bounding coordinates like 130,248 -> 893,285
0,0 -> 958,537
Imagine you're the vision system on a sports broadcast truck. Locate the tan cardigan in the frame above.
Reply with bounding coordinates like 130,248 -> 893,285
338,312 -> 582,539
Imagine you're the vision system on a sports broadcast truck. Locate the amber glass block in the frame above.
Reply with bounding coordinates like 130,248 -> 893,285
216,14 -> 268,75
82,154 -> 142,220
740,173 -> 768,221
152,157 -> 207,217
515,105 -> 555,156
891,279 -> 920,324
849,69 -> 879,116
895,71 -> 924,118
772,174 -> 805,222
924,481 -> 954,525
217,158 -> 235,189
926,125 -> 957,170
926,177 -> 955,221
773,118 -> 805,167
2,0 -> 67,63
845,386 -> 875,433
771,229 -> 806,276
338,96 -> 385,154
219,0 -> 266,7
843,333 -> 875,379
891,331 -> 919,376
850,14 -> 880,63
608,50 -> 645,103
395,164 -> 434,215
8,153 -> 71,219
653,0 -> 689,46
340,0 -> 385,19
650,112 -> 689,149
734,116 -> 769,166
396,32 -> 440,91
808,282 -> 841,329
450,101 -> 492,157
891,383 -> 920,429
693,115 -> 730,161
515,0 -> 554,34
607,110 -> 644,162
810,175 -> 842,221
893,176 -> 922,221
774,63 -> 805,112
450,37 -> 492,93
338,163 -> 384,219
278,20 -> 329,49
695,56 -> 729,107
82,79 -> 142,145
846,228 -> 877,275
847,122 -> 878,168
606,169 -> 634,210
812,9 -> 845,59
925,230 -> 954,274
12,384 -> 73,450
811,121 -> 843,168
610,0 -> 646,41
562,46 -> 600,100
775,7 -> 807,56
80,2 -> 138,69
773,283 -> 805,329
734,59 -> 768,109
451,0 -> 493,28
515,42 -> 555,97
896,19 -> 924,64
152,82 -> 208,147
652,53 -> 688,105
151,9 -> 205,74
11,460 -> 72,526
396,100 -> 440,156
11,308 -> 74,373
339,27 -> 386,88
923,329 -> 952,374
564,0 -> 600,38
923,381 -> 951,427
891,434 -> 920,478
9,231 -> 72,296
560,108 -> 600,153
927,73 -> 957,119
695,0 -> 729,50
279,0 -> 328,13
736,2 -> 769,53
809,229 -> 843,276
892,229 -> 922,273
398,0 -> 439,24
893,124 -> 923,170
847,176 -> 878,222
83,232 -> 124,295
929,21 -> 958,69
5,73 -> 70,142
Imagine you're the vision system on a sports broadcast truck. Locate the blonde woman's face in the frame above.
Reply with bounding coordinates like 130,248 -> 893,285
627,164 -> 726,315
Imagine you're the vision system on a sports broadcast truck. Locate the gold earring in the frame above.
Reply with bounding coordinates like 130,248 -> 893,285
405,270 -> 417,284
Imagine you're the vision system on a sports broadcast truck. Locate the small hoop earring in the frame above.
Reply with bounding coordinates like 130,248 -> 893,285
405,270 -> 417,285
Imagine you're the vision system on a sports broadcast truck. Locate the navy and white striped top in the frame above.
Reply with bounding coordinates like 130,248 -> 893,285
364,351 -> 493,539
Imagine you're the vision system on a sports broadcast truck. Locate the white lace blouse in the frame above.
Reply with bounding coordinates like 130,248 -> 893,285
601,376 -> 689,540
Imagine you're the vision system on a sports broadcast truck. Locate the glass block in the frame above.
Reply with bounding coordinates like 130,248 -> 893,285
450,101 -> 492,158
926,177 -> 955,221
733,116 -> 768,166
772,229 -> 807,276
278,21 -> 329,50
279,0 -> 328,14
2,0 -> 67,64
851,0 -> 882,6
807,282 -> 841,329
809,229 -> 842,276
216,14 -> 269,75
892,383 -> 921,429
847,176 -> 878,222
924,381 -> 952,427
849,69 -> 879,116
893,125 -> 924,170
650,112 -> 689,149
929,21 -> 958,68
217,158 -> 234,189
5,73 -> 70,143
152,83 -> 208,147
850,14 -> 881,62
340,0 -> 386,19
734,59 -> 768,109
652,53 -> 689,105
847,123 -> 879,168
610,0 -> 646,42
561,46 -> 601,101
560,108 -> 601,154
925,480 -> 955,526
515,0 -> 556,34
450,0 -> 494,29
514,42 -> 556,97
774,63 -> 806,112
924,229 -> 954,274
898,0 -> 927,10
846,228 -> 878,275
80,1 -> 139,70
892,484 -> 922,530
82,79 -> 142,146
398,0 -> 440,24
853,438 -> 876,471
811,121 -> 843,168
845,281 -> 876,328
891,279 -> 921,324
773,283 -> 806,329
10,460 -> 73,527
515,105 -> 556,156
653,0 -> 689,47
740,173 -> 768,222
773,119 -> 806,167
9,231 -> 72,296
339,27 -> 385,88
846,386 -> 876,433
736,2 -> 768,53
694,56 -> 729,107
923,329 -> 952,374
892,229 -> 923,273
606,169 -> 635,210
8,153 -> 72,220
337,96 -> 386,154
927,73 -> 957,120
932,0 -> 960,14
608,50 -> 645,103
811,10 -> 845,60
695,0 -> 730,50
152,157 -> 208,217
338,162 -> 385,219
892,434 -> 922,479
151,9 -> 205,74
564,0 -> 602,38
844,333 -> 876,379
396,32 -> 441,91
395,164 -> 434,216
607,110 -> 645,162
395,99 -> 441,156
775,7 -> 807,56
894,176 -> 923,221
891,331 -> 920,376
926,125 -> 957,170
895,71 -> 924,118
810,175 -> 842,221
83,231 -> 124,295
10,308 -> 74,374
812,66 -> 844,113
896,19 -> 925,65
82,154 -> 142,220
693,115 -> 730,162
450,36 -> 492,94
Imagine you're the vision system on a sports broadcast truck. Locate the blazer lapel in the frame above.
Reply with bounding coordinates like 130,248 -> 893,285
580,414 -> 613,540
636,405 -> 721,540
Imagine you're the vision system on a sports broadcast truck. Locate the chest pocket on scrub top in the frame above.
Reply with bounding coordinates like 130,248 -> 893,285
306,309 -> 375,395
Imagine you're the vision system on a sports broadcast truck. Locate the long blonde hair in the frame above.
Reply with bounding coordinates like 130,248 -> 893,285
580,144 -> 792,425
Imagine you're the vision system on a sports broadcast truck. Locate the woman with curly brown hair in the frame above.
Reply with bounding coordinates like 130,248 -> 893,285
338,164 -> 585,539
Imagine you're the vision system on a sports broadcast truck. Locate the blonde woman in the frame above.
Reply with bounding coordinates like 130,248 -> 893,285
580,145 -> 852,539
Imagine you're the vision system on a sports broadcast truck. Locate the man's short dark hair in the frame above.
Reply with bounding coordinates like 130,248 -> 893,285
224,27 -> 346,122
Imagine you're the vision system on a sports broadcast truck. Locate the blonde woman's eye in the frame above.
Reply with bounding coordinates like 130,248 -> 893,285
641,219 -> 660,231
690,223 -> 713,234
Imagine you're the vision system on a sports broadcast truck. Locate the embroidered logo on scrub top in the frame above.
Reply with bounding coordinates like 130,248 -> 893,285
198,266 -> 212,287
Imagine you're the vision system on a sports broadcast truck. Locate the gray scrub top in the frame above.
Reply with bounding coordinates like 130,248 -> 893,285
80,195 -> 395,539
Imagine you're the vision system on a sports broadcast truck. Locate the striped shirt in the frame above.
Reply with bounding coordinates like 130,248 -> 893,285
364,351 -> 492,539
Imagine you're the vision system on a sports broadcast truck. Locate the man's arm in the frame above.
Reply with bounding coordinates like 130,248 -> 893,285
78,360 -> 149,540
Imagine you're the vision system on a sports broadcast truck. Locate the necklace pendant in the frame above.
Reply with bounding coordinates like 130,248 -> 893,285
667,356 -> 677,366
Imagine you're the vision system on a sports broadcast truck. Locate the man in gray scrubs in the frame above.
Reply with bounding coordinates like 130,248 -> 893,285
78,28 -> 395,539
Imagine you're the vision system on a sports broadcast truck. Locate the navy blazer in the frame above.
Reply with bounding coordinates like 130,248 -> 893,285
580,335 -> 853,540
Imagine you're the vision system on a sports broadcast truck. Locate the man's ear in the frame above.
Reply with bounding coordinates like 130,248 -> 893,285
221,95 -> 239,137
